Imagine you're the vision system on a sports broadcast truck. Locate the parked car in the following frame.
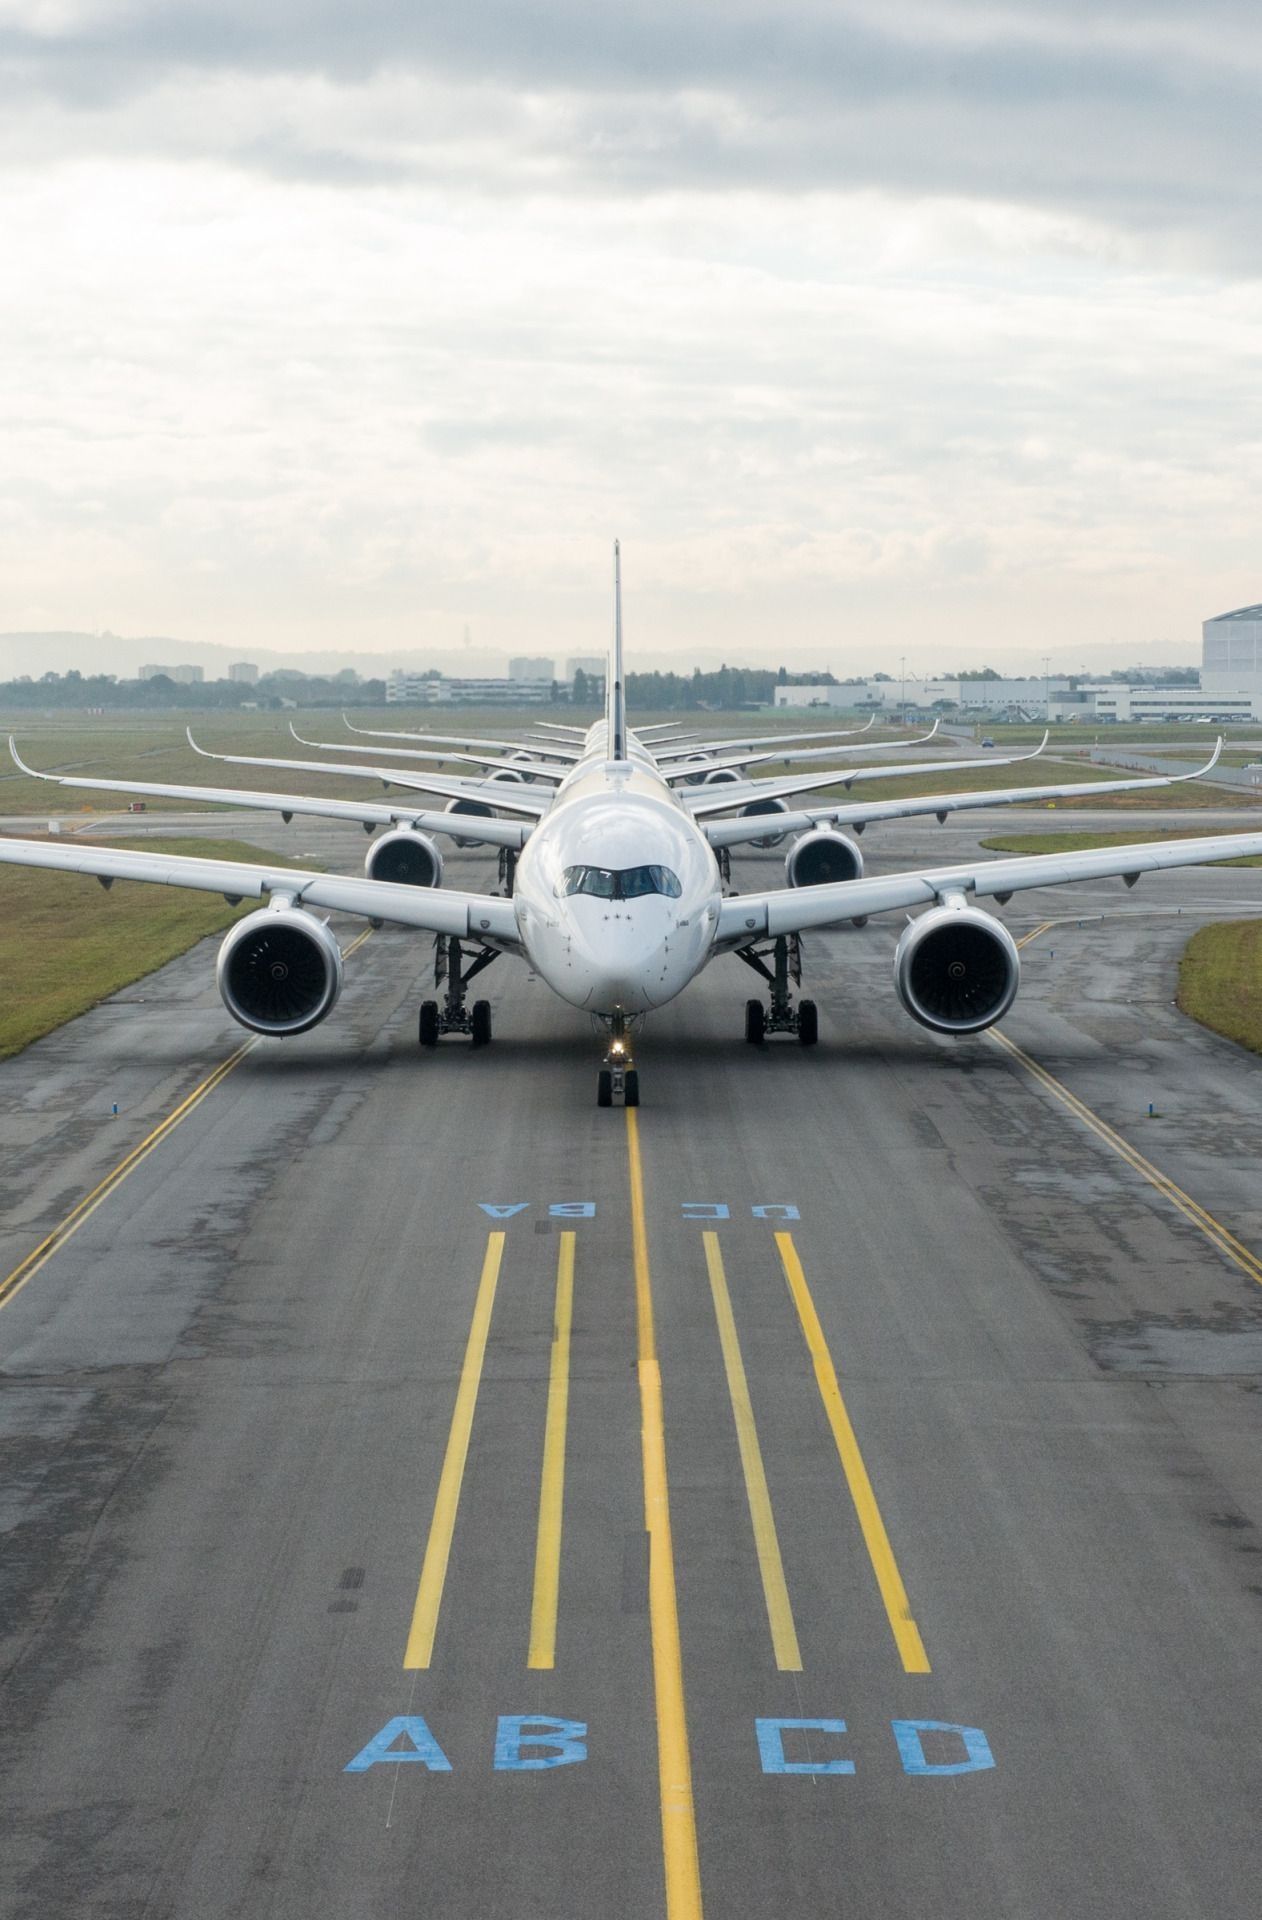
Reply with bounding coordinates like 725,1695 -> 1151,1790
981,737 -> 995,749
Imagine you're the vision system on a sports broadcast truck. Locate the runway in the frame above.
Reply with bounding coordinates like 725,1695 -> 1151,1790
3,815 -> 1262,1917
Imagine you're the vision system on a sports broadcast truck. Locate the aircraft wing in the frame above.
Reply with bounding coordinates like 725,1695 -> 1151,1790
185,735 -> 551,817
0,835 -> 522,944
343,718 -> 583,760
6,741 -> 533,850
289,725 -> 568,782
653,717 -> 876,762
683,740 -> 1048,815
715,823 -> 1262,946
702,740 -> 1224,849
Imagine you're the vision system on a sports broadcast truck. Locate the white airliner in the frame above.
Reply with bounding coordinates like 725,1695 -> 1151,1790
0,548 -> 1253,1104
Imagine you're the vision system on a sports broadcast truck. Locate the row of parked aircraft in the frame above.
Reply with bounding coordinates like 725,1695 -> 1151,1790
0,549 -> 1255,1103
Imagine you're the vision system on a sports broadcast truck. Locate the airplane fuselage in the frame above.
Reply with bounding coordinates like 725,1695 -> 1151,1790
512,738 -> 723,1017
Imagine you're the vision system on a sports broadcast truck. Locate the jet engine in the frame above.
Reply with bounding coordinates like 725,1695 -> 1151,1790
364,829 -> 443,888
893,901 -> 1019,1034
738,797 -> 789,849
784,828 -> 864,887
217,906 -> 343,1036
444,796 -> 494,849
488,767 -> 524,784
702,767 -> 741,785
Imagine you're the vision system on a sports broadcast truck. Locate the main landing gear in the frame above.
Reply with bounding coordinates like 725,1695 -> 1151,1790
596,1014 -> 640,1108
418,934 -> 499,1048
736,933 -> 818,1046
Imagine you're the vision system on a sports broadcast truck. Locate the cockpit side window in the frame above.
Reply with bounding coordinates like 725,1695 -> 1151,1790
559,864 -> 682,901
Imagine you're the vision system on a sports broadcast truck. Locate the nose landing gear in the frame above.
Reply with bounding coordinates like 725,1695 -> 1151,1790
596,1015 -> 640,1107
418,934 -> 500,1046
735,933 -> 818,1045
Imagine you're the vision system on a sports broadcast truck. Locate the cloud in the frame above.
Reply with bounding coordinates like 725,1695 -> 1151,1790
1,3 -> 1261,259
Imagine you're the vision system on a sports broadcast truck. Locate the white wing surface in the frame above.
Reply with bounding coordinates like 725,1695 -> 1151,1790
716,825 -> 1262,945
703,741 -> 1224,849
185,735 -> 551,816
0,835 -> 521,943
7,741 -> 533,849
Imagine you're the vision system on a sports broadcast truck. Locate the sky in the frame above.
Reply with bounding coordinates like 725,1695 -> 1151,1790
1,2 -> 1260,676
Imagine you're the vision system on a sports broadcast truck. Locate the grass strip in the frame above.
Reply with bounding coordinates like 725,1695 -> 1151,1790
0,835 -> 315,1060
1177,920 -> 1262,1055
979,828 -> 1262,866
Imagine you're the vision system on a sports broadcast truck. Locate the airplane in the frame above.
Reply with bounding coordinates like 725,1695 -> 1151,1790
0,547 -> 1254,1106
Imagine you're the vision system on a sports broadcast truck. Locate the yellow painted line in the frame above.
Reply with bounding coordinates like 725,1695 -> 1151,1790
1017,921 -> 1054,950
527,1230 -> 576,1669
626,1109 -> 704,1920
0,1038 -> 258,1314
987,1028 -> 1262,1290
0,925 -> 375,1318
404,1231 -> 505,1669
702,1232 -> 802,1672
775,1232 -> 931,1675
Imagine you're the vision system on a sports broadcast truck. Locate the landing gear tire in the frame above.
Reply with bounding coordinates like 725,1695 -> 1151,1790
624,1069 -> 640,1108
418,1000 -> 440,1047
797,999 -> 818,1047
597,1069 -> 613,1108
745,999 -> 766,1045
471,1000 -> 492,1048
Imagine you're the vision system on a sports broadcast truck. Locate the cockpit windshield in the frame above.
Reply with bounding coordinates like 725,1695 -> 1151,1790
559,864 -> 682,902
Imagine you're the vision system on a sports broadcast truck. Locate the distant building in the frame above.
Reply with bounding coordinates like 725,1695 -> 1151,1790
388,671 -> 552,705
1202,604 -> 1262,691
566,655 -> 604,680
139,664 -> 172,681
172,664 -> 203,685
228,662 -> 259,684
508,655 -> 555,682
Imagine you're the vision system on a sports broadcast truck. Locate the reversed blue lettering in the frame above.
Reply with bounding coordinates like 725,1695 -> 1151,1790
549,1202 -> 596,1219
479,1204 -> 529,1218
756,1718 -> 855,1775
892,1720 -> 995,1776
344,1717 -> 453,1773
493,1715 -> 588,1771
683,1203 -> 730,1220
751,1205 -> 801,1221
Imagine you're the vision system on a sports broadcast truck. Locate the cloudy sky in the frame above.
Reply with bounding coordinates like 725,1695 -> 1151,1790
1,1 -> 1259,674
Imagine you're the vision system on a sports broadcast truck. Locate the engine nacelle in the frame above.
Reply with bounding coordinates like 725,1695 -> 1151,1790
738,797 -> 790,849
487,767 -> 524,784
894,901 -> 1019,1035
444,796 -> 494,849
217,906 -> 343,1036
784,828 -> 864,888
702,767 -> 741,785
364,829 -> 443,889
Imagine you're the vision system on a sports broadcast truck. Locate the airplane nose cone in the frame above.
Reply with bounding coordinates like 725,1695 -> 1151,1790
559,899 -> 686,1014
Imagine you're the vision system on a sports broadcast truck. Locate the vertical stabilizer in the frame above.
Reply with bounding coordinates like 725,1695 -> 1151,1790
609,541 -> 627,761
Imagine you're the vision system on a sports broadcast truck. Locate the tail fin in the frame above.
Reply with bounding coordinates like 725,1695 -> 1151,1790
608,541 -> 627,760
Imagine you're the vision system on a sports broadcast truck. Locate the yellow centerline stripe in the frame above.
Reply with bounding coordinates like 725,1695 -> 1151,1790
626,1109 -> 704,1920
404,1231 -> 505,1669
0,924 -> 375,1318
987,1028 -> 1262,1289
1017,921 -> 1054,950
702,1232 -> 802,1672
527,1230 -> 576,1670
775,1232 -> 931,1675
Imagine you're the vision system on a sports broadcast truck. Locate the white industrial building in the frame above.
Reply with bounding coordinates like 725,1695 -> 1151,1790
1202,604 -> 1262,692
774,677 -> 1071,716
388,671 -> 553,705
508,655 -> 555,682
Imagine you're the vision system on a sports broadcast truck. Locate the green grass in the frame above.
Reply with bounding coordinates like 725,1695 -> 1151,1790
1177,920 -> 1262,1055
978,828 -> 1262,866
0,835 -> 314,1060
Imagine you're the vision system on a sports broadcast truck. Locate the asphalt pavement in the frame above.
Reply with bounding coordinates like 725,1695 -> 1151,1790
3,812 -> 1262,1918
